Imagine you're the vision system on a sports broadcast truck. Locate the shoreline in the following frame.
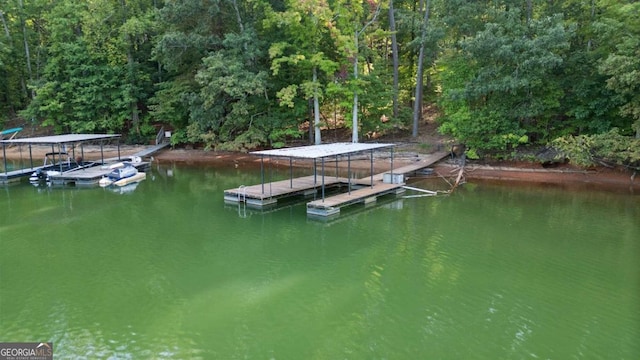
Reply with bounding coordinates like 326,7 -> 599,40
152,148 -> 638,193
2,145 -> 638,193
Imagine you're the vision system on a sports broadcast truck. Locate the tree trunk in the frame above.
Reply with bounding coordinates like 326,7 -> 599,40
18,0 -> 33,99
313,66 -> 321,145
389,0 -> 399,118
412,0 -> 431,137
352,31 -> 359,143
350,4 -> 381,143
120,0 -> 139,135
0,10 -> 10,38
127,47 -> 140,135
587,0 -> 596,51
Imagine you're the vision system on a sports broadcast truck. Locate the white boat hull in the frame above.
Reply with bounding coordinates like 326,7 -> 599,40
113,172 -> 146,187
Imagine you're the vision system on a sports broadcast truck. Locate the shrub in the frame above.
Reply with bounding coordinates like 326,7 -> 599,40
552,129 -> 640,169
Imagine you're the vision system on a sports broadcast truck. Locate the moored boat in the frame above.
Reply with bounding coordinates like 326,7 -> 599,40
29,152 -> 82,185
99,163 -> 145,187
113,172 -> 146,186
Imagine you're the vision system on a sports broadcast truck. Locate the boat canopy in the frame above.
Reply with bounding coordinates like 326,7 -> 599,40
0,134 -> 119,145
1,127 -> 22,136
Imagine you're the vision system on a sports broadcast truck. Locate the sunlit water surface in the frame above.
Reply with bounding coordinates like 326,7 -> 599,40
1,163 -> 639,359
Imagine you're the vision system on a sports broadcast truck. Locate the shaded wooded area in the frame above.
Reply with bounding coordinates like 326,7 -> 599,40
1,0 -> 638,165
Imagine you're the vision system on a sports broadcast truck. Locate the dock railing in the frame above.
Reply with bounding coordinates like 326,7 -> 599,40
155,127 -> 165,145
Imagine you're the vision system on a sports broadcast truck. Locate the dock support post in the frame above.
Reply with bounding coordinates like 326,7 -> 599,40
2,143 -> 6,175
390,147 -> 394,179
260,155 -> 265,194
370,149 -> 374,188
348,154 -> 352,195
29,144 -> 33,169
268,155 -> 273,196
321,157 -> 325,202
58,143 -> 63,173
290,157 -> 293,188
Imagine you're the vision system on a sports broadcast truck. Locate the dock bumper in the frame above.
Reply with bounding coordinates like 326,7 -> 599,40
306,204 -> 341,217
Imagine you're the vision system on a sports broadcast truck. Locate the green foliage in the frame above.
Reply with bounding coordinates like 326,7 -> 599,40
21,39 -> 131,133
1,0 -> 639,159
148,80 -> 193,130
552,129 -> 640,169
189,28 -> 271,149
169,128 -> 189,147
437,9 -> 577,150
597,2 -> 640,137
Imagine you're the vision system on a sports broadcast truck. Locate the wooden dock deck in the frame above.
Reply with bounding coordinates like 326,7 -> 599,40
306,183 -> 406,216
48,161 -> 149,186
0,166 -> 46,184
224,175 -> 350,207
371,151 -> 449,181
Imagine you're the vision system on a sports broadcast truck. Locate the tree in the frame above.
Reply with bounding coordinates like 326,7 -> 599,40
388,0 -> 399,118
21,1 -> 146,135
193,29 -> 270,150
438,9 -> 573,150
0,0 -> 49,119
331,0 -> 382,143
412,0 -> 430,137
266,0 -> 338,145
598,2 -> 640,138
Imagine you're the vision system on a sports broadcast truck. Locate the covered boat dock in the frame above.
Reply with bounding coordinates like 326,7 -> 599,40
224,142 -> 409,216
0,134 -> 144,185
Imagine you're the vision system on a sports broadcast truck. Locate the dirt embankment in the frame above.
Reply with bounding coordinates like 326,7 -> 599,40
435,162 -> 638,193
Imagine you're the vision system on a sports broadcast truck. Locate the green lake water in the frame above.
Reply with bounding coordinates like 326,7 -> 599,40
1,163 -> 639,359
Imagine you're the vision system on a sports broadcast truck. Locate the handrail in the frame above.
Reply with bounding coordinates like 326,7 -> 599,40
155,126 -> 165,145
237,185 -> 247,218
237,185 -> 246,202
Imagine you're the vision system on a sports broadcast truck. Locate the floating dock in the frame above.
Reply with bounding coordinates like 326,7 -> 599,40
306,182 -> 406,217
224,142 -> 448,217
47,160 -> 149,186
225,175 -> 350,207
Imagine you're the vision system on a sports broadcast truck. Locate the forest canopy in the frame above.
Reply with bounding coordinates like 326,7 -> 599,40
1,0 -> 638,159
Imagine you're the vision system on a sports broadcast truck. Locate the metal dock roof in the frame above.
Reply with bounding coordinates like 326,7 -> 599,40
251,142 -> 394,159
0,134 -> 120,144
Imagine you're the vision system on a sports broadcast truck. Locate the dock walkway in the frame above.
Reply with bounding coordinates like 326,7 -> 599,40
224,175 -> 350,207
0,166 -> 47,184
132,142 -> 170,158
306,183 -> 405,216
306,151 -> 448,216
372,151 -> 449,181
